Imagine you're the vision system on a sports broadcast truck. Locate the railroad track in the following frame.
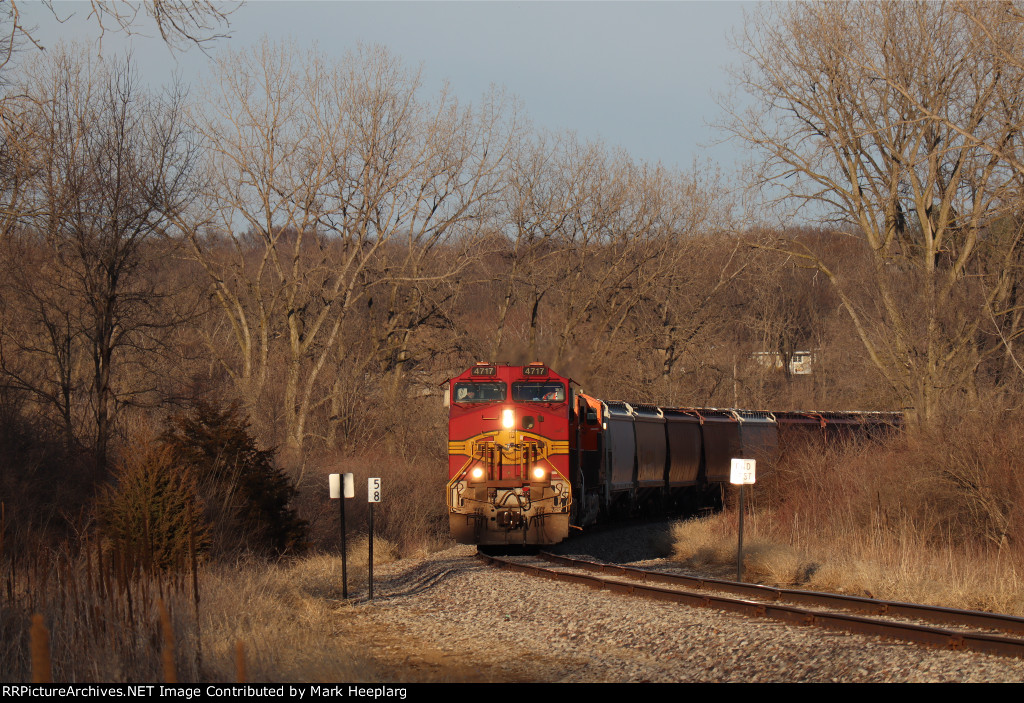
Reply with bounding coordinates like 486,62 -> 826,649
477,549 -> 1024,659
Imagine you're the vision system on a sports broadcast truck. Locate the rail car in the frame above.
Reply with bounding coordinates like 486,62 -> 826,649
445,362 -> 900,546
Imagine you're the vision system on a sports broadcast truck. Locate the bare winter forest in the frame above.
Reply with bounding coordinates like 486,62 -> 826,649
4,0 -> 1024,682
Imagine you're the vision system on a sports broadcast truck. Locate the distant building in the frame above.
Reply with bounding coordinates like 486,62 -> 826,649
752,350 -> 814,376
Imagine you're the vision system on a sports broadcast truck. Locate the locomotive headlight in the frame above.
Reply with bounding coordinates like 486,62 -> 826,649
501,407 -> 515,429
470,466 -> 485,481
531,466 -> 547,481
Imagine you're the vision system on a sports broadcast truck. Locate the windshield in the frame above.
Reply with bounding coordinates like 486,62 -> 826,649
453,382 -> 506,403
512,381 -> 565,403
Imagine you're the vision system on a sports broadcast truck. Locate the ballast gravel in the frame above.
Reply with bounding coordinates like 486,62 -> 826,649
343,542 -> 1024,683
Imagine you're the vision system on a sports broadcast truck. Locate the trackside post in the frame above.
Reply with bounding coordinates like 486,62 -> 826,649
730,459 -> 756,582
368,477 -> 381,600
329,473 -> 355,598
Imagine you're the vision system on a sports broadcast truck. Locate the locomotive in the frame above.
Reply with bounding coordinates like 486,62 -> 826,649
445,361 -> 899,546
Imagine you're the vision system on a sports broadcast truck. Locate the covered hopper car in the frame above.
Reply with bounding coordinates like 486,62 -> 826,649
445,362 -> 899,546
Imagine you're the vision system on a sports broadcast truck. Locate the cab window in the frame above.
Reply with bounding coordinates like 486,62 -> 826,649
512,381 -> 565,403
453,382 -> 506,403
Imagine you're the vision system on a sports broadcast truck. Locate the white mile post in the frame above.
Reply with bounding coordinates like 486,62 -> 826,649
368,478 -> 381,600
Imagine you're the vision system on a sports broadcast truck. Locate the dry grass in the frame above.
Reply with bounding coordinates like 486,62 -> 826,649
672,512 -> 803,585
671,413 -> 1024,615
196,553 -> 382,683
1,544 -> 400,683
673,511 -> 1024,613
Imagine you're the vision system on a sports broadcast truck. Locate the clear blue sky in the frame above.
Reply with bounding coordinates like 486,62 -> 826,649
25,1 -> 755,172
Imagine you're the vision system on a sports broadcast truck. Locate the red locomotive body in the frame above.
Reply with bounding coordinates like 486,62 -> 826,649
446,362 -> 572,545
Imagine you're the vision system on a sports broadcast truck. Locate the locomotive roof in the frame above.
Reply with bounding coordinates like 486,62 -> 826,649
446,362 -> 574,385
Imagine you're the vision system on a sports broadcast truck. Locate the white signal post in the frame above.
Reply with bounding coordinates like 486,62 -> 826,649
730,459 -> 756,582
329,472 -> 355,499
329,473 -> 355,598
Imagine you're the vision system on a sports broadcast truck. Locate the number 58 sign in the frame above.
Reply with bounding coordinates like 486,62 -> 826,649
368,477 -> 382,502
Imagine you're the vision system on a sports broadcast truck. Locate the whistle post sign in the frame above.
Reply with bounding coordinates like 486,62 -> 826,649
730,458 -> 756,485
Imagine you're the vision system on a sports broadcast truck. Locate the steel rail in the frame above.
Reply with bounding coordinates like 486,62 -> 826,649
538,552 -> 1024,635
476,551 -> 1024,659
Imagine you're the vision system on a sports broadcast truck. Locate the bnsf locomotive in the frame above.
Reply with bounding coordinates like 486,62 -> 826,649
445,362 -> 899,546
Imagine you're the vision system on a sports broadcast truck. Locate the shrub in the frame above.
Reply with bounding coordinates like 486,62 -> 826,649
160,401 -> 307,556
96,441 -> 210,571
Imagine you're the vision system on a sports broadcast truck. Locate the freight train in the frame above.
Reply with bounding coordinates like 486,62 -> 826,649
445,362 -> 900,546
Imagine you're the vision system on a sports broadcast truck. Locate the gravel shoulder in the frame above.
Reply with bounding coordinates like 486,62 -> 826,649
334,526 -> 1024,683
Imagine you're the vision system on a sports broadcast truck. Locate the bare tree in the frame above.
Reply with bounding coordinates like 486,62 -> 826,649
0,46 -> 198,465
722,0 -> 1024,421
875,1 -> 1024,400
491,130 -> 594,363
0,1 -> 235,71
182,41 -> 515,462
493,128 -> 746,394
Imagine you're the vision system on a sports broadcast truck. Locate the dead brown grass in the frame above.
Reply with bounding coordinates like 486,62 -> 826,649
1,547 -> 396,683
196,554 -> 385,682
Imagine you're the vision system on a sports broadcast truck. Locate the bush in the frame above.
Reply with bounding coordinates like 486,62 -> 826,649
160,401 -> 307,556
760,411 -> 1024,554
96,441 -> 210,571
